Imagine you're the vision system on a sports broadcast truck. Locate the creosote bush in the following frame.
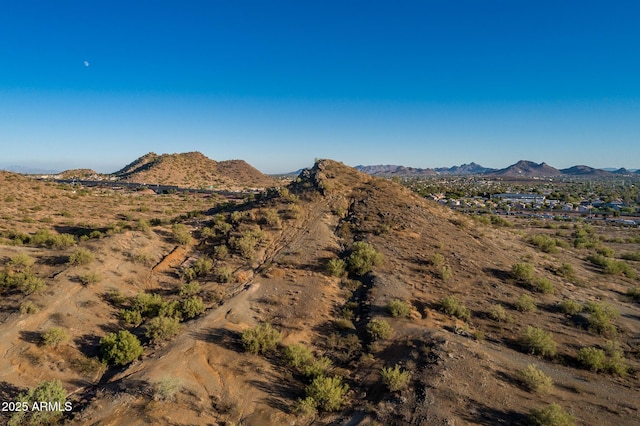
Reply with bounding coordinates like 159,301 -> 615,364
585,301 -> 619,335
146,316 -> 181,342
515,294 -> 537,313
518,326 -> 557,358
41,327 -> 70,347
100,330 -> 144,366
8,380 -> 67,426
366,318 -> 392,341
559,299 -> 583,316
327,258 -> 347,277
68,248 -> 94,265
512,262 -> 534,282
381,364 -> 411,392
529,403 -> 576,426
386,299 -> 411,318
305,375 -> 349,412
346,241 -> 383,276
242,323 -> 281,355
440,296 -> 471,320
488,304 -> 509,322
518,364 -> 553,393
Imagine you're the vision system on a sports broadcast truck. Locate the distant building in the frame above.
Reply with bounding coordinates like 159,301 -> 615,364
492,193 -> 546,204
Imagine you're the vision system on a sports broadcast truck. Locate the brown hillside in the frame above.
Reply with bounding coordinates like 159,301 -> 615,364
113,151 -> 277,190
0,161 -> 638,425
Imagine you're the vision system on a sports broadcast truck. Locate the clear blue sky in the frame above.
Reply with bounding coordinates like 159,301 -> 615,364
1,1 -> 639,173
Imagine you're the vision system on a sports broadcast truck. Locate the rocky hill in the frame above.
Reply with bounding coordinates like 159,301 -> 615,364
0,160 -> 638,425
112,151 -> 277,190
490,160 -> 562,177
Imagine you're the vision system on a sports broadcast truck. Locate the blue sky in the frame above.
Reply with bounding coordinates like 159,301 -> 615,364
1,1 -> 639,174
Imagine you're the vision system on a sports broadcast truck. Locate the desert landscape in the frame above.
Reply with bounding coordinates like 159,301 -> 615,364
0,153 -> 638,425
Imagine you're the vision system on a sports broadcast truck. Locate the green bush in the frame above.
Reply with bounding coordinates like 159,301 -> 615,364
242,323 -> 281,355
181,296 -> 205,319
100,330 -> 144,366
577,346 -> 606,372
585,301 -> 619,335
515,294 -> 537,313
555,262 -> 576,280
302,356 -> 333,379
8,380 -> 67,426
621,251 -> 640,261
305,375 -> 349,412
7,253 -> 35,271
534,278 -> 555,295
518,326 -> 557,358
487,304 -> 509,322
327,258 -> 347,277
559,299 -> 583,316
386,299 -> 411,318
440,296 -> 471,320
428,253 -> 445,267
512,262 -> 534,282
179,281 -> 201,297
215,266 -> 233,283
529,234 -> 559,253
146,316 -> 181,342
437,264 -> 453,280
172,223 -> 192,245
41,327 -> 69,347
628,286 -> 640,302
587,254 -> 637,278
604,341 -> 629,376
68,248 -> 94,265
20,274 -> 46,295
529,403 -> 576,426
518,364 -> 553,393
120,308 -> 143,326
346,241 -> 383,276
152,376 -> 183,401
131,292 -> 164,317
19,301 -> 40,314
381,364 -> 411,392
79,272 -> 101,286
283,343 -> 314,370
366,318 -> 392,341
192,257 -> 213,277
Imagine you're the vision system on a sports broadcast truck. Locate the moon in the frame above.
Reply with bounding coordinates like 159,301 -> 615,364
83,61 -> 90,67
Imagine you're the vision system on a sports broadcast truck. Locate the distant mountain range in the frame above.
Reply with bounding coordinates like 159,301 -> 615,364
356,160 -> 640,177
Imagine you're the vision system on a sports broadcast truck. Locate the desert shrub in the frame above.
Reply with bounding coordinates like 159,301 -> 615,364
559,299 -> 583,316
181,296 -> 205,319
386,299 -> 411,318
179,281 -> 201,297
79,272 -> 100,285
131,292 -> 164,317
577,346 -> 606,372
627,286 -> 640,302
172,223 -> 192,245
584,301 -> 619,335
529,403 -> 576,426
515,294 -> 537,313
230,232 -> 259,259
192,257 -> 213,277
346,241 -> 383,276
19,301 -> 40,314
242,323 -> 281,355
555,262 -> 575,280
260,208 -> 281,228
529,234 -> 559,253
621,251 -> 640,261
597,246 -> 615,257
152,376 -> 183,401
100,330 -> 144,366
158,300 -> 182,319
41,327 -> 69,347
440,296 -> 471,320
50,233 -> 77,248
130,251 -> 152,265
20,274 -> 47,295
326,333 -> 362,362
604,341 -> 629,376
587,254 -> 637,278
512,262 -> 534,282
215,266 -> 233,283
333,318 -> 354,330
302,356 -> 333,379
519,326 -> 557,358
327,258 -> 347,277
305,375 -> 349,412
283,343 -> 314,370
146,316 -> 181,342
534,278 -> 555,294
120,308 -> 143,326
428,253 -> 445,267
213,244 -> 229,259
437,264 -> 453,280
295,396 -> 318,417
8,380 -> 67,426
68,248 -> 94,265
366,319 -> 392,341
487,304 -> 509,322
8,252 -> 35,271
381,364 -> 411,392
518,364 -> 553,393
